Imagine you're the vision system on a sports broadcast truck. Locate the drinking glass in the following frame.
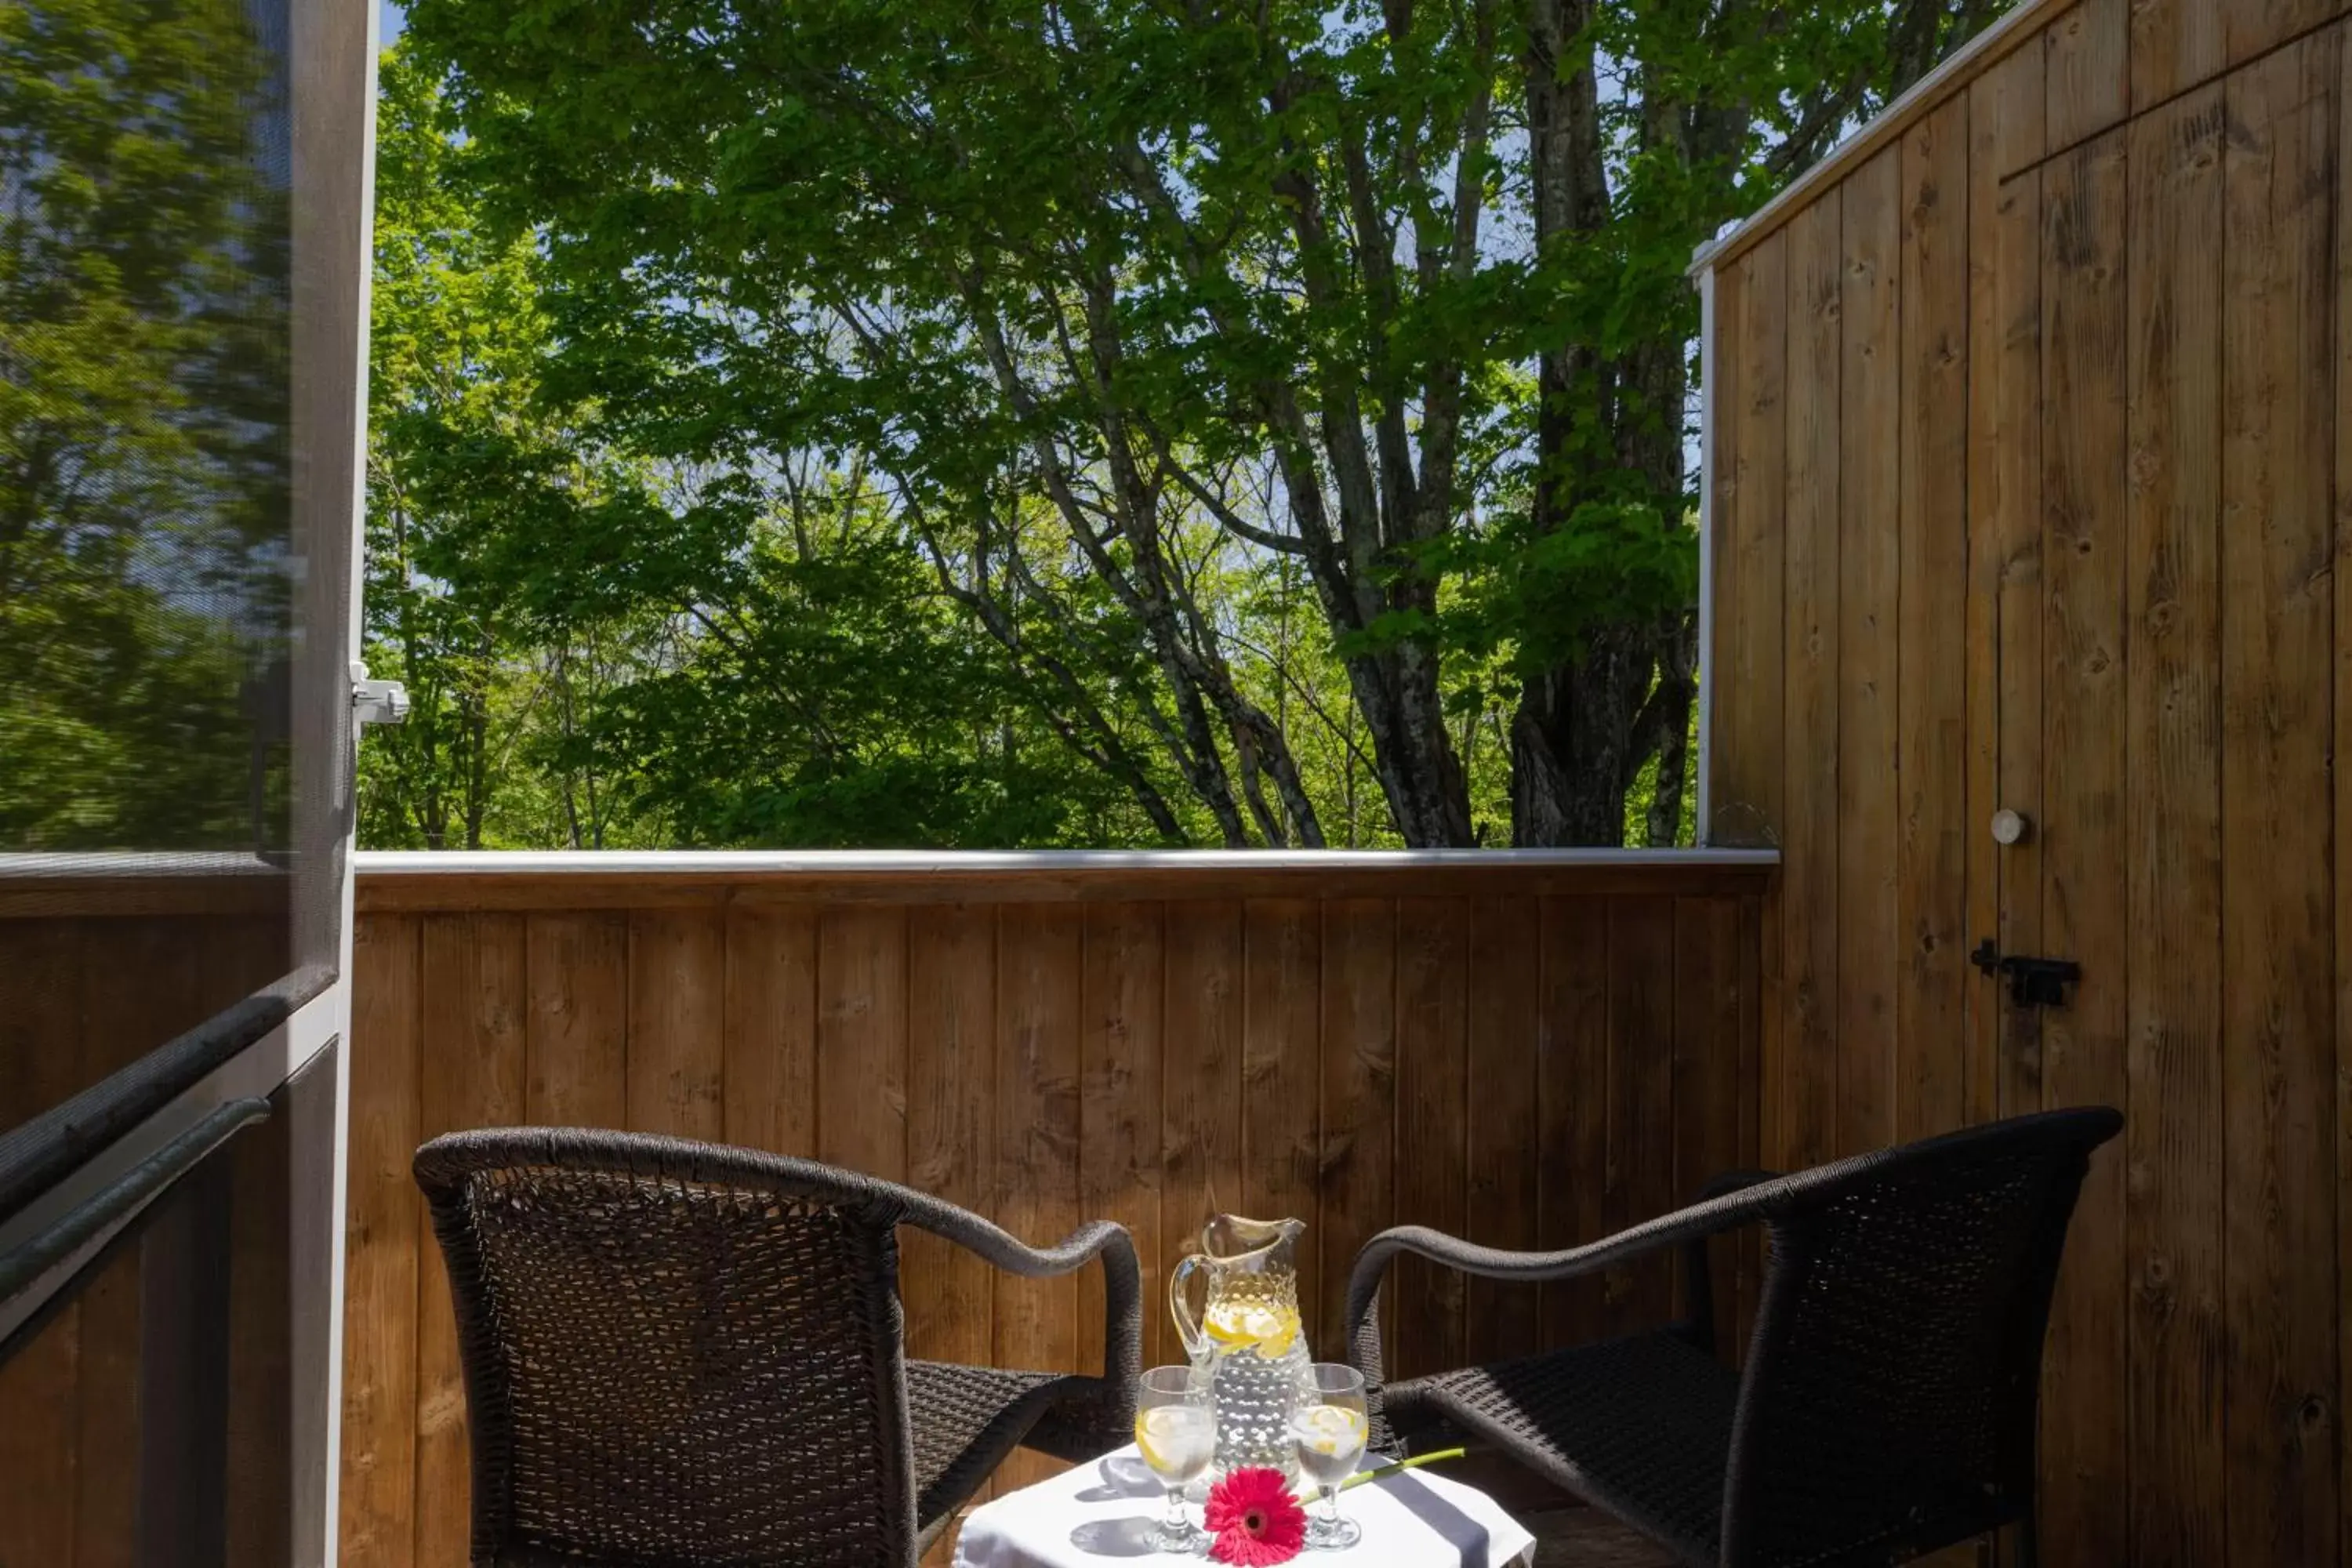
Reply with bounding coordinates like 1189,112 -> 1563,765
1288,1363 -> 1368,1550
1135,1366 -> 1215,1555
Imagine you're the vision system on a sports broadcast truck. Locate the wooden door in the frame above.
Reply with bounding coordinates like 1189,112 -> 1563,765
1967,26 -> 2344,1565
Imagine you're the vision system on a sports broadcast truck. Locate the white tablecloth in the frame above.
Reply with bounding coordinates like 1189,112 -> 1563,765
951,1447 -> 1537,1568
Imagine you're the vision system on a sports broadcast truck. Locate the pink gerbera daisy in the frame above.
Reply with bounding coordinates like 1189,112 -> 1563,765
1204,1466 -> 1308,1566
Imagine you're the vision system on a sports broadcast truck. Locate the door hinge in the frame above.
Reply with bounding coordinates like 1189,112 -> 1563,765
1969,938 -> 2080,1008
350,661 -> 409,727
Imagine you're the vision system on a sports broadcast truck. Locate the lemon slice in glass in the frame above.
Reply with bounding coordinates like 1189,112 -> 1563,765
1135,1405 -> 1201,1472
1292,1404 -> 1365,1455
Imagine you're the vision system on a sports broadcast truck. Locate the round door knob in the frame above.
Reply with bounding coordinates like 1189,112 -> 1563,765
1991,809 -> 2028,846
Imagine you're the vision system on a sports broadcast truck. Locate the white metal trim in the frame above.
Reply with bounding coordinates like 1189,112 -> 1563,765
354,846 -> 1781,875
1695,265 -> 1717,847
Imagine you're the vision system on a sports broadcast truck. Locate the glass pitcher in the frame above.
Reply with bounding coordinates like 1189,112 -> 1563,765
1170,1214 -> 1312,1475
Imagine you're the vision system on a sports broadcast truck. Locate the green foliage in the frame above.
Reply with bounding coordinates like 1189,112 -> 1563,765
362,0 -> 1998,849
0,0 -> 293,849
360,47 -> 1171,848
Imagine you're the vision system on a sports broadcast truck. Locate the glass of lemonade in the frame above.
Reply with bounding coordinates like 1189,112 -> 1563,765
1288,1363 -> 1369,1550
1136,1366 -> 1216,1554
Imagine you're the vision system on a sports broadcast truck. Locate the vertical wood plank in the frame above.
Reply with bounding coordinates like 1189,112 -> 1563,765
1839,144 -> 1902,1161
1163,901 -> 1245,1358
724,906 -> 817,1157
1781,191 -> 1843,1176
2227,0 -> 2344,79
2046,0 -> 2130,152
2038,125 -> 2132,1568
413,913 -> 526,1568
1316,899 -> 1394,1360
73,921 -> 203,1568
2336,34 -> 2352,1568
1536,896 -> 1610,1351
1733,894 -> 1764,1352
1975,46 -> 2053,1128
1897,93 -> 1973,1147
339,914 -> 421,1568
1242,900 -> 1322,1346
1465,895 -> 1540,1364
625,909 -> 724,1139
1673,897 -> 1745,1357
995,904 -> 1083,1489
0,922 -> 82,1568
71,1254 -> 140,1568
2223,36 -> 2342,1568
904,903 -> 997,1370
1724,235 -> 1789,1217
817,906 -> 909,1178
1605,898 -> 1679,1334
1710,234 -> 1788,849
525,913 -> 626,1128
906,904 -> 996,1562
1080,902 -> 1163,1374
2123,82 -> 2228,1568
1969,34 -> 2048,1140
1392,898 -> 1468,1381
2130,0 -> 2226,112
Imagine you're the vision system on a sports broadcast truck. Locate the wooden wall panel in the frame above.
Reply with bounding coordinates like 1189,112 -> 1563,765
342,861 -> 1768,1562
1896,94 -> 1973,1147
339,915 -> 422,1568
1705,6 -> 2352,1562
1389,896 -> 1468,1382
2122,82 -> 2227,1568
412,915 -> 526,1568
1465,895 -> 1540,1363
1314,900 -> 1392,1359
1535,897 -> 1609,1351
1709,234 -> 1788,849
722,906 -> 817,1157
1838,146 -> 1903,1162
1079,902 -> 1163,1374
993,904 -> 1083,1492
2221,36 -> 2342,1567
625,909 -> 724,1138
2038,124 -> 2134,1568
2047,0 -> 2132,151
1605,899 -> 1679,1335
1781,193 -> 1844,1178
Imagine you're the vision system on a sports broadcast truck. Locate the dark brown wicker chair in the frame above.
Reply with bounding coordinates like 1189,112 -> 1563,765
1345,1106 -> 2122,1568
414,1127 -> 1142,1568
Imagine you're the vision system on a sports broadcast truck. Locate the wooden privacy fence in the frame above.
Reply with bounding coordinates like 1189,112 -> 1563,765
337,850 -> 1774,1568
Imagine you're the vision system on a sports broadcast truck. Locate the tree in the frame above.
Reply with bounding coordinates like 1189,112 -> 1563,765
363,45 -> 1174,850
401,0 -> 1994,847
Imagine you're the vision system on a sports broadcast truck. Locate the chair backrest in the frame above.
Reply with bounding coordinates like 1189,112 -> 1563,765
1721,1107 -> 2121,1568
413,1128 -> 924,1568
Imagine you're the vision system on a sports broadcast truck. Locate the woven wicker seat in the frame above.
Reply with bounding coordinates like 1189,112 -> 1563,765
1346,1107 -> 2122,1568
414,1128 -> 1142,1568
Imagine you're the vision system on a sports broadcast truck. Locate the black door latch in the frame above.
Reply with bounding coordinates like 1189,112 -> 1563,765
1969,939 -> 2081,1007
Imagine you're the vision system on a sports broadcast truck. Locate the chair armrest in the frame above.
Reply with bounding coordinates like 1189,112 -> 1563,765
901,1202 -> 1142,1388
1680,1170 -> 1777,1355
1343,1178 -> 1780,1396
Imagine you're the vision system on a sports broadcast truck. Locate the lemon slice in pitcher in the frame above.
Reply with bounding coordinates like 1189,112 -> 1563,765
1203,1301 -> 1299,1355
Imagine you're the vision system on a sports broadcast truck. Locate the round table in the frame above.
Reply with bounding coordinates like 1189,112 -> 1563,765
951,1446 -> 1538,1568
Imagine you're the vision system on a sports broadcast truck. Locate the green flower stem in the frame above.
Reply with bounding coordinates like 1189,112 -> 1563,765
1339,1447 -> 1468,1492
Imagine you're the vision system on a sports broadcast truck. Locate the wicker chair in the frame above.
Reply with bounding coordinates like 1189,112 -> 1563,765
1345,1107 -> 2122,1568
413,1128 -> 1142,1568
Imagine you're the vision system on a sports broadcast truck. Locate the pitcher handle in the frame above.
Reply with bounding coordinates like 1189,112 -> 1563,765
1169,1252 -> 1209,1362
